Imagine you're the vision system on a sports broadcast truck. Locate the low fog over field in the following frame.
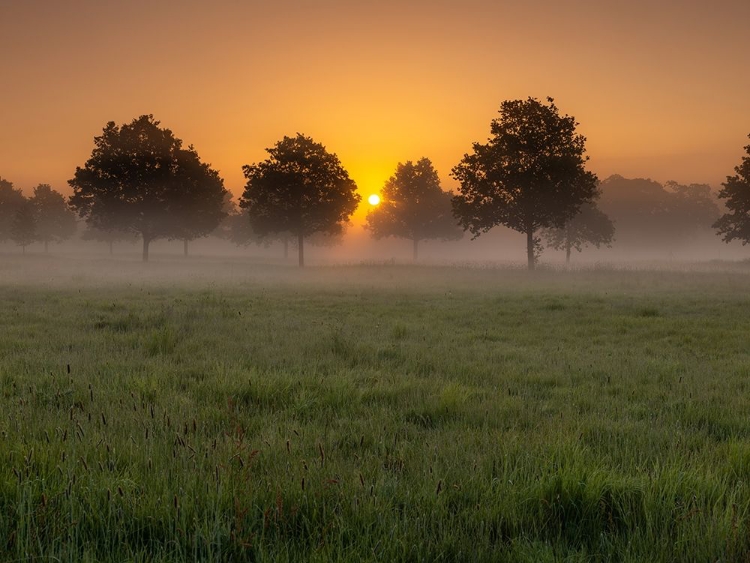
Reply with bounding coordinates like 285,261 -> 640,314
2,250 -> 750,295
0,218 -> 746,276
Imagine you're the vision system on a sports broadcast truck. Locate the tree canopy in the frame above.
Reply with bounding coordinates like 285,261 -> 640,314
366,158 -> 462,260
451,97 -> 598,269
68,115 -> 228,261
543,201 -> 615,263
714,135 -> 750,245
29,184 -> 77,252
240,134 -> 360,266
0,178 -> 26,243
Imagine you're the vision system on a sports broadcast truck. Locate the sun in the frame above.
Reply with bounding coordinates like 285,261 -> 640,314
368,194 -> 381,206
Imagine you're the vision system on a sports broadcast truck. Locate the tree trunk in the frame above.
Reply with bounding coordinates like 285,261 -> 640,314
44,240 -> 49,253
109,240 -> 113,255
22,245 -> 26,256
283,236 -> 289,260
565,242 -> 571,265
412,238 -> 419,262
142,238 -> 150,262
526,228 -> 535,271
183,239 -> 188,257
297,233 -> 304,267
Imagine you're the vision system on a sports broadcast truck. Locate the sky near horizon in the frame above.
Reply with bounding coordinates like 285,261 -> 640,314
1,0 -> 749,220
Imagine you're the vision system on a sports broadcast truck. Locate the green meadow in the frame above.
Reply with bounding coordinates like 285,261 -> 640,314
1,258 -> 749,561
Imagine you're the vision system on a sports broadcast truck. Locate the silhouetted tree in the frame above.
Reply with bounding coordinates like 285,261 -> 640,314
714,135 -> 750,246
10,200 -> 36,254
69,115 -> 227,261
29,184 -> 77,252
543,201 -> 615,264
240,134 -> 360,266
366,158 -> 462,260
0,177 -> 25,243
81,225 -> 137,255
452,97 -> 598,269
167,152 -> 227,256
598,175 -> 719,250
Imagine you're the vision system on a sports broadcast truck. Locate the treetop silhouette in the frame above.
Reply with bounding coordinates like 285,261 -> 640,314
366,158 -> 462,261
69,115 -> 227,261
240,133 -> 360,266
452,97 -> 598,269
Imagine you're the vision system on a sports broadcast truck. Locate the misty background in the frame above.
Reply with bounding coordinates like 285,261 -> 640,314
1,0 -> 749,269
0,172 -> 745,267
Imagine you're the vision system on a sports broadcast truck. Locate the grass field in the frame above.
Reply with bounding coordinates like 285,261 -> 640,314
1,257 -> 749,561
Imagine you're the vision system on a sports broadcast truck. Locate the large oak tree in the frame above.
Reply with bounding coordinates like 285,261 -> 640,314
451,97 -> 598,269
240,134 -> 360,266
714,135 -> 750,246
366,158 -> 462,261
69,115 -> 227,261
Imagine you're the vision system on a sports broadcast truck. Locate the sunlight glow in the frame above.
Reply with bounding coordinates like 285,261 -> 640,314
368,194 -> 381,206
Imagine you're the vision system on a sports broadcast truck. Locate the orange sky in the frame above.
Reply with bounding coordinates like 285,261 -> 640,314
1,0 -> 749,223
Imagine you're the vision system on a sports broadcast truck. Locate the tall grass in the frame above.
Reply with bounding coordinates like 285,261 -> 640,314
0,261 -> 748,561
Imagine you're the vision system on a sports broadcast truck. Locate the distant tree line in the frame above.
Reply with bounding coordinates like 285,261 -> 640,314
0,180 -> 77,254
2,101 -> 749,266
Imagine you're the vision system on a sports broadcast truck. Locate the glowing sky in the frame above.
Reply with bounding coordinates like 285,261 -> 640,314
1,0 -> 749,221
